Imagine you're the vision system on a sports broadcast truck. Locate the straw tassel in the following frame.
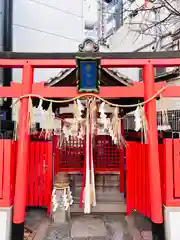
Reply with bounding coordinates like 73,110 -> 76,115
109,107 -> 126,146
159,94 -> 171,131
28,97 -> 34,133
118,118 -> 126,148
84,100 -> 91,214
139,106 -> 148,143
13,99 -> 20,139
90,100 -> 96,207
43,102 -> 54,139
134,106 -> 142,132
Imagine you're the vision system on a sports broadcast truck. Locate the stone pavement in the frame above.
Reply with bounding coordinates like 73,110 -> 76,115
43,214 -> 152,240
25,209 -> 153,240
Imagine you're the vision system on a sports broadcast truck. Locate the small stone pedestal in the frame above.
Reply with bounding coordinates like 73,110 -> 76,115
0,206 -> 12,240
51,173 -> 72,224
164,206 -> 180,240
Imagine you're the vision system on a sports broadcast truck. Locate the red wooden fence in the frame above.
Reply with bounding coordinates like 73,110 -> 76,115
162,139 -> 180,206
94,135 -> 121,171
54,135 -> 122,173
26,141 -> 53,213
12,140 -> 53,213
0,139 -> 16,207
1,137 -> 180,218
126,141 -> 172,221
53,136 -> 84,173
126,142 -> 151,218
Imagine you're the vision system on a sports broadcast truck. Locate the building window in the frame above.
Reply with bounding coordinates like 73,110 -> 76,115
155,67 -> 166,76
139,67 -> 166,81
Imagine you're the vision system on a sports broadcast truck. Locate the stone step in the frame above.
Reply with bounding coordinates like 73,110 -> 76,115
70,173 -> 120,187
70,201 -> 126,213
71,185 -> 126,213
73,186 -> 124,203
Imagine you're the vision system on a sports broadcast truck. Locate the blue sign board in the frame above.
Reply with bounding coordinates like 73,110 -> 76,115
0,111 -> 6,120
76,57 -> 100,93
80,61 -> 96,89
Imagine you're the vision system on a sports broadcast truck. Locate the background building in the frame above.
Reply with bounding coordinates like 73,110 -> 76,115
108,0 -> 180,80
12,0 -> 85,82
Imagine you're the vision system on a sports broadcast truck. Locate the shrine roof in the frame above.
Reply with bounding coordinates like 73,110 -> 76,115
33,39 -> 140,115
155,68 -> 180,82
45,67 -> 133,87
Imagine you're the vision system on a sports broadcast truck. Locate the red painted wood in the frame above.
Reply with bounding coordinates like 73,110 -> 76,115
163,139 -> 174,205
24,141 -> 53,213
126,141 -> 154,220
54,135 -> 121,173
120,120 -> 125,193
46,142 -> 53,215
101,58 -> 180,67
34,142 -> 39,206
0,140 -> 15,207
126,141 -> 132,215
29,142 -> 35,206
159,144 -> 165,204
10,141 -> 16,202
3,140 -> 12,203
143,63 -> 163,223
0,57 -> 179,68
25,59 -> 76,68
145,144 -> 150,219
173,139 -> 180,198
137,143 -> 142,213
120,148 -> 124,193
13,63 -> 34,224
0,82 -> 180,98
141,143 -> 146,216
31,82 -> 165,99
39,142 -> 44,206
134,143 -> 138,212
44,143 -> 49,207
0,140 -> 4,199
26,141 -> 30,206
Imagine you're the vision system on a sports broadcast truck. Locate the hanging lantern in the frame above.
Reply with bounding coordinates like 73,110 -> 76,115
76,57 -> 100,93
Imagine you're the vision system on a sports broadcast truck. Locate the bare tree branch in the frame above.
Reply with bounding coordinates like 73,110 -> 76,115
122,0 -> 180,45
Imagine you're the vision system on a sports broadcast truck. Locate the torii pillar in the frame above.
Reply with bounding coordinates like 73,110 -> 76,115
143,63 -> 163,223
12,63 -> 34,240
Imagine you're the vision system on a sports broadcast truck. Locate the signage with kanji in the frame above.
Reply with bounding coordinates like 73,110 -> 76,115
76,57 -> 100,93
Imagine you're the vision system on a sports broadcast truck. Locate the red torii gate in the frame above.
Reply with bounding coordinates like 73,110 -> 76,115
0,53 -> 179,239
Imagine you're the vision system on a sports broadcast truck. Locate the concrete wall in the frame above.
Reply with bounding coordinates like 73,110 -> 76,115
13,0 -> 85,82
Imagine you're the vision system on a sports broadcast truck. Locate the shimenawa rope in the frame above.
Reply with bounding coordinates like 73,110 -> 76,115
11,86 -> 166,108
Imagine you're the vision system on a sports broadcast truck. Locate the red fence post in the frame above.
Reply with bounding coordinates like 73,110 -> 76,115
120,120 -> 124,193
143,63 -> 163,223
163,139 -> 174,204
13,63 -> 33,227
